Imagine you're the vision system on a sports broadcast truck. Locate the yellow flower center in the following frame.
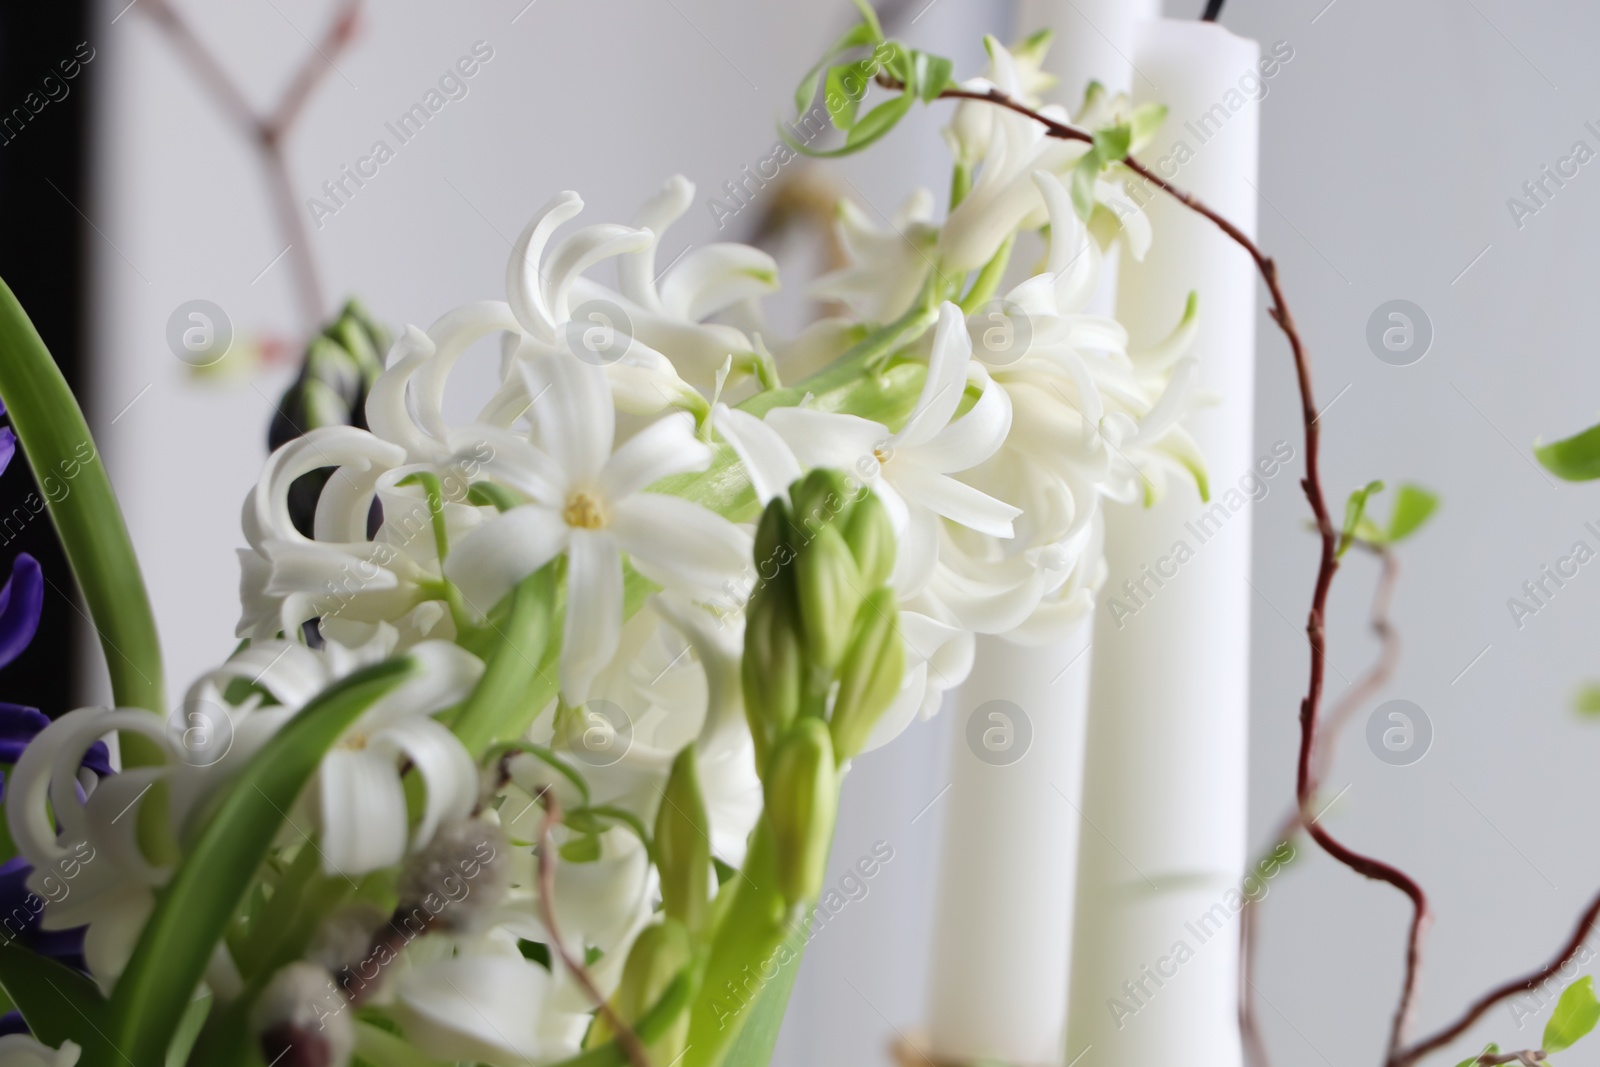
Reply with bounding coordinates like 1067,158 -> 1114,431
873,447 -> 890,466
339,731 -> 369,752
563,492 -> 607,530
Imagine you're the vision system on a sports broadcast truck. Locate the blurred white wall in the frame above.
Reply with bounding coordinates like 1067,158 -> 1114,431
86,0 -> 1600,1064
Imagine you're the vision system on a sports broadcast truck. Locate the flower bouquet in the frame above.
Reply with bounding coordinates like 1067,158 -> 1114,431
0,4 -> 1593,1067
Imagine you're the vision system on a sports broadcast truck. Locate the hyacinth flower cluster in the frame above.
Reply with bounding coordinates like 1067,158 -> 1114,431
0,16 -> 1209,1067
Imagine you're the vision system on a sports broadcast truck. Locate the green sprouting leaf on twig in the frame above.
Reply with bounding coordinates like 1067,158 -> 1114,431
1338,480 -> 1384,558
824,63 -> 864,129
1130,102 -> 1169,150
1545,975 -> 1600,1052
918,52 -> 954,102
1575,684 -> 1600,717
1385,483 -> 1439,543
1535,419 -> 1600,481
847,93 -> 913,149
1091,122 -> 1132,164
792,19 -> 879,118
1454,1044 -> 1496,1067
849,0 -> 885,42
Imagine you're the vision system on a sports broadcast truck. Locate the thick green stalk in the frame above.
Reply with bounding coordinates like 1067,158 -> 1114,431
452,567 -> 558,757
681,821 -> 810,1067
0,276 -> 165,725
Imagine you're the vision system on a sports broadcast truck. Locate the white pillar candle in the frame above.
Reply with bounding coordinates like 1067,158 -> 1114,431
1065,18 -> 1261,1066
926,621 -> 1093,1066
923,5 -> 1163,1064
1016,0 -> 1161,317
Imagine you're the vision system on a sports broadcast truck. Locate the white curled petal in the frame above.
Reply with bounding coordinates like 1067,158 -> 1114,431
397,955 -> 552,1066
205,642 -> 329,709
895,303 -> 972,448
507,191 -> 585,340
893,461 -> 1020,537
763,407 -> 886,473
414,301 -> 523,442
610,494 -> 751,595
252,428 -> 407,547
913,370 -> 1013,473
444,506 -> 567,618
1126,357 -> 1199,447
318,748 -> 409,876
617,175 -> 694,310
365,641 -> 485,730
714,404 -> 801,504
561,529 -> 623,706
544,224 -> 653,324
597,411 -> 711,501
659,243 -> 779,321
363,326 -> 440,461
370,717 -> 477,852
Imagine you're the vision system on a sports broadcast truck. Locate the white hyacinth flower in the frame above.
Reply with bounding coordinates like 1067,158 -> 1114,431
444,352 -> 749,704
810,188 -> 939,324
765,301 -> 1019,593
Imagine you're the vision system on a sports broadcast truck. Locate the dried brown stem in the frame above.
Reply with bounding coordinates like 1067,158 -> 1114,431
536,790 -> 653,1067
1242,545 -> 1400,1067
929,81 -> 1439,1059
140,0 -> 359,331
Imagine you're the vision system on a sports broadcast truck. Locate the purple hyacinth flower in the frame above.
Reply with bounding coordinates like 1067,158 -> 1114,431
0,554 -> 41,672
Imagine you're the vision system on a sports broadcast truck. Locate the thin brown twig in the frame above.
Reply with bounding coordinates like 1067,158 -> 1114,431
921,79 -> 1436,1061
536,790 -> 653,1067
1241,544 -> 1400,1067
140,0 -> 358,331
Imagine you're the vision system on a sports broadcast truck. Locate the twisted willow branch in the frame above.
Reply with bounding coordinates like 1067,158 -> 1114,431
140,0 -> 359,331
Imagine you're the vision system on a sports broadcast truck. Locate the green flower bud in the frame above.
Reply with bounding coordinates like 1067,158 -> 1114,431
830,590 -> 905,762
742,577 -> 804,767
655,745 -> 712,935
793,523 -> 864,673
588,918 -> 692,1057
269,300 -> 390,537
753,496 -> 795,573
839,490 -> 895,589
763,718 -> 838,907
788,468 -> 854,541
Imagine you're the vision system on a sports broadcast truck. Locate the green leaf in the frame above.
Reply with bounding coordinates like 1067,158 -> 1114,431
824,63 -> 864,130
96,658 -> 418,1067
0,940 -> 109,1050
1091,122 -> 1133,164
1385,484 -> 1439,542
1070,153 -> 1102,220
1536,420 -> 1600,481
792,19 -> 881,118
1545,975 -> 1600,1052
1454,1045 -> 1497,1067
1576,684 -> 1600,717
845,92 -> 913,149
1130,102 -> 1169,148
918,53 -> 954,102
848,0 -> 884,42
0,276 -> 164,723
1338,480 -> 1385,558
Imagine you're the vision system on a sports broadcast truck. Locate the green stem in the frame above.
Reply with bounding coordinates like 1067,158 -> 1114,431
681,822 -> 806,1067
959,233 -> 1015,314
0,277 -> 165,740
451,566 -> 558,758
